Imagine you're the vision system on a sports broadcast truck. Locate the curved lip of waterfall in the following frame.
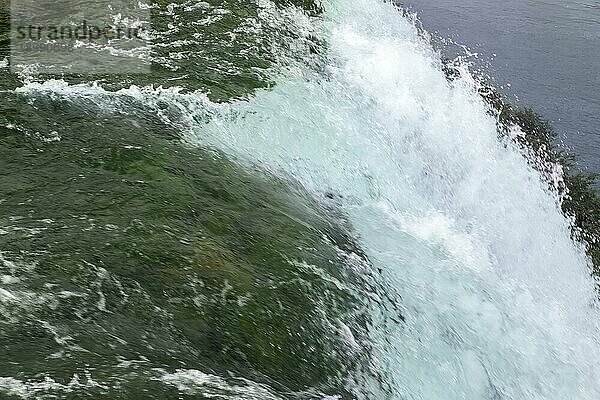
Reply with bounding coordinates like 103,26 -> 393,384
2,0 -> 600,398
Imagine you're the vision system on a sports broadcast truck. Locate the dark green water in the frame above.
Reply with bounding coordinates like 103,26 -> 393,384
2,0 -> 600,399
0,1 -> 394,398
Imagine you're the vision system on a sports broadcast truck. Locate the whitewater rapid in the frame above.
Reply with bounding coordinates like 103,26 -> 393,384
13,0 -> 600,398
191,0 -> 600,398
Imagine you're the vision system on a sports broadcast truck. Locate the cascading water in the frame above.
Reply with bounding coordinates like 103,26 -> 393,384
1,0 -> 599,398
193,0 -> 600,397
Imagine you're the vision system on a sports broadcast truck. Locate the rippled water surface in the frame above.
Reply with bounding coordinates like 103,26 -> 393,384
1,0 -> 599,399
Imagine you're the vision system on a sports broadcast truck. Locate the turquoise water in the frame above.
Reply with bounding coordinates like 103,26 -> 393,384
1,0 -> 599,398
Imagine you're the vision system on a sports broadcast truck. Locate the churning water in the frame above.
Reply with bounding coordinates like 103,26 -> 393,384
402,0 -> 600,178
1,0 -> 599,398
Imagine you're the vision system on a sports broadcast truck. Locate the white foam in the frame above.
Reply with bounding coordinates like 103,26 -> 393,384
185,0 -> 600,398
11,0 -> 600,398
158,369 -> 284,399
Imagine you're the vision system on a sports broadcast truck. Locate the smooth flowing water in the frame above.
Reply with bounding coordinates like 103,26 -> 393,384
1,0 -> 599,399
